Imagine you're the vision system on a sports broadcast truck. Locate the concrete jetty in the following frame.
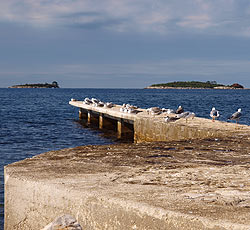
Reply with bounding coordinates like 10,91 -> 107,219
4,100 -> 250,229
69,100 -> 250,142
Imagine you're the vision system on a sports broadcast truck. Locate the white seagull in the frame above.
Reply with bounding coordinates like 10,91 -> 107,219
229,108 -> 242,124
210,107 -> 220,122
146,107 -> 162,115
165,116 -> 180,123
104,102 -> 114,108
176,111 -> 195,123
166,109 -> 175,114
84,97 -> 92,105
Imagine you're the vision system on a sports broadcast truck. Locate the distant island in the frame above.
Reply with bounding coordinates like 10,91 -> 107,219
146,81 -> 244,89
9,81 -> 60,88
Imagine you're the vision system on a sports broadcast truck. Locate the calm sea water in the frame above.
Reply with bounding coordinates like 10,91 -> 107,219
1,88 -> 250,229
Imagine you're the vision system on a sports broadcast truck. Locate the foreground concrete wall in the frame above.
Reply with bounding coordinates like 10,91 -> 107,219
4,175 -> 234,230
5,136 -> 250,230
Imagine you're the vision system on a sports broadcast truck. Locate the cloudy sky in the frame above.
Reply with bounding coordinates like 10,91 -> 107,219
1,0 -> 250,88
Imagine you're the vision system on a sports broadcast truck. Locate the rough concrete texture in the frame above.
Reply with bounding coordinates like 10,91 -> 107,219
134,116 -> 250,142
5,133 -> 250,229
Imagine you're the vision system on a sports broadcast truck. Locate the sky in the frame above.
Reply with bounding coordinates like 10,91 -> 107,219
1,0 -> 250,88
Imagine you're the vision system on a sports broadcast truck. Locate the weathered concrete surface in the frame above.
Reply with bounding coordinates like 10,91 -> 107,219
134,116 -> 250,142
69,100 -> 250,143
5,134 -> 250,229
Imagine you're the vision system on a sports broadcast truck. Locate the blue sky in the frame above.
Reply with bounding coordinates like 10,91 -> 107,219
1,0 -> 250,88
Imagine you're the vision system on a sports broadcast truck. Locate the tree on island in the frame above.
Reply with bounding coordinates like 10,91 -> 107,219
52,81 -> 59,88
230,83 -> 244,89
148,81 -> 244,89
9,81 -> 60,88
150,81 -> 225,88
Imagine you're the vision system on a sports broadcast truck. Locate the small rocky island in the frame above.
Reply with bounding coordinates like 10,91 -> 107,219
146,81 -> 244,89
9,81 -> 59,88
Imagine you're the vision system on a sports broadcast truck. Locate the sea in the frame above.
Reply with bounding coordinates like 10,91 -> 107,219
1,88 -> 250,229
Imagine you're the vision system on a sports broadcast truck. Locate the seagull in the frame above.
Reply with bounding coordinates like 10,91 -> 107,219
91,98 -> 100,104
84,97 -> 92,105
104,102 -> 114,108
229,108 -> 242,124
147,107 -> 162,115
165,116 -> 180,123
127,108 -> 138,114
176,105 -> 184,114
166,109 -> 175,114
210,107 -> 220,122
176,111 -> 195,123
97,101 -> 104,107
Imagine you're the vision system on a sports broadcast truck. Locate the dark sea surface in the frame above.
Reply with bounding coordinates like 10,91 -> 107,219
1,88 -> 250,229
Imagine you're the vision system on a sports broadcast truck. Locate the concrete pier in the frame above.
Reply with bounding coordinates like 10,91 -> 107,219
69,100 -> 250,143
4,100 -> 250,229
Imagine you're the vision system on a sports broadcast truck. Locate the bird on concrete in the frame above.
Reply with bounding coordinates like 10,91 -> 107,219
176,105 -> 184,114
84,97 -> 92,105
165,116 -> 180,123
147,107 -> 162,115
176,111 -> 195,123
127,108 -> 138,114
228,108 -> 242,124
166,109 -> 175,114
104,102 -> 114,108
97,101 -> 104,107
91,98 -> 100,104
210,107 -> 220,122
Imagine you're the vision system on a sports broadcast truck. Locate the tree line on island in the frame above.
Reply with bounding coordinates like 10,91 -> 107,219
148,81 -> 244,89
9,81 -> 59,88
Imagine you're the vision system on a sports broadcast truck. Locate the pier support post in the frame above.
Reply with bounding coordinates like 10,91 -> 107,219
79,108 -> 84,120
99,113 -> 104,129
87,111 -> 91,124
117,119 -> 123,139
79,108 -> 87,120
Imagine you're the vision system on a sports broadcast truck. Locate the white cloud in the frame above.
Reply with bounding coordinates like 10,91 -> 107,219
0,0 -> 250,36
177,14 -> 213,29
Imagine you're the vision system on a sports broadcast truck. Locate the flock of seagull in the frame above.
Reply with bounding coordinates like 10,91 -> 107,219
82,97 -> 114,108
210,107 -> 242,124
77,97 -> 242,124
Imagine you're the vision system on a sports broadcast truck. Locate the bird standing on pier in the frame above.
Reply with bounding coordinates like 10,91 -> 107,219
165,116 -> 180,122
176,105 -> 184,114
91,98 -> 100,104
229,108 -> 242,124
147,107 -> 162,115
166,109 -> 175,114
210,107 -> 219,122
176,111 -> 195,123
84,97 -> 92,105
